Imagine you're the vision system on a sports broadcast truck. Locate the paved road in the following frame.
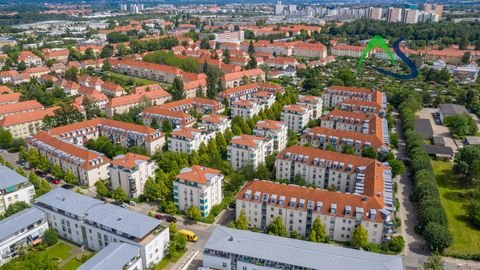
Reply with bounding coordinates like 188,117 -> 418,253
393,112 -> 480,270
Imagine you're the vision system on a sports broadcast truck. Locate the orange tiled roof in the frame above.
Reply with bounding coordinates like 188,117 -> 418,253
0,100 -> 44,116
302,126 -> 384,149
325,85 -> 374,95
255,120 -> 285,130
0,92 -> 21,103
109,58 -> 182,75
172,127 -> 202,139
230,134 -> 266,148
0,86 -> 14,94
0,107 -> 57,127
201,114 -> 228,124
221,68 -> 264,81
176,165 -> 221,185
108,90 -> 171,108
283,104 -> 310,113
111,153 -> 150,169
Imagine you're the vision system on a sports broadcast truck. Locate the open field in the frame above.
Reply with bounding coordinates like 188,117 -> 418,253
432,160 -> 480,256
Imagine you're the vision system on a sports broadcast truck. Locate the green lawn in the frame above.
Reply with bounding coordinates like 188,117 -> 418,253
108,72 -> 158,86
45,242 -> 72,260
61,258 -> 82,270
432,160 -> 480,256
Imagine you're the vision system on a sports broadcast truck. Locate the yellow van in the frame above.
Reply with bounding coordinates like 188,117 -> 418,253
179,229 -> 198,242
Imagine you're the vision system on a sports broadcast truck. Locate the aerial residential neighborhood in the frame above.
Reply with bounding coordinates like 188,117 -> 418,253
0,0 -> 479,270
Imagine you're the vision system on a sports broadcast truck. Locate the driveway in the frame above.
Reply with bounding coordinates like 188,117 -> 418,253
416,108 -> 458,152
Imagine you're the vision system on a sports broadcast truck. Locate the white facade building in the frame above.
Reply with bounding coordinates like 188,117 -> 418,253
280,104 -> 312,133
227,135 -> 273,170
78,242 -> 143,270
0,166 -> 35,214
200,114 -> 231,134
34,188 -> 170,269
109,153 -> 157,198
231,100 -> 262,121
297,95 -> 323,119
253,120 -> 288,152
0,208 -> 48,266
168,127 -> 215,154
174,166 -> 223,217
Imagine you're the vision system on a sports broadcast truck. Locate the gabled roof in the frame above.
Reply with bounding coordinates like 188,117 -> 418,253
176,165 -> 221,185
230,134 -> 266,148
111,153 -> 150,170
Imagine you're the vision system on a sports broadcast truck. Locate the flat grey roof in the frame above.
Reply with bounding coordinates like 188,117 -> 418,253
0,165 -> 29,190
438,103 -> 468,117
415,118 -> 434,139
465,136 -> 480,145
424,144 -> 454,156
85,203 -> 161,239
78,242 -> 139,270
34,188 -> 161,239
205,227 -> 404,270
34,187 -> 101,217
0,208 -> 45,243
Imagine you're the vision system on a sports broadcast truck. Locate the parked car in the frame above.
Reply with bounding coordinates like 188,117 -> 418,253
120,203 -> 128,209
52,180 -> 60,185
154,213 -> 162,220
61,184 -> 74,190
164,215 -> 177,223
45,175 -> 53,182
128,201 -> 136,206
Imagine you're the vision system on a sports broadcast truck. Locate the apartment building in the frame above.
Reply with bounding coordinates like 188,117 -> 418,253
78,75 -> 104,91
338,99 -> 385,116
109,153 -> 157,198
109,58 -> 182,83
240,40 -> 293,56
78,243 -> 143,270
105,89 -> 171,118
48,118 -> 166,155
387,7 -> 403,23
320,110 -> 389,146
297,95 -> 323,119
28,131 -> 111,187
369,7 -> 382,20
18,51 -> 43,67
321,85 -> 385,109
231,100 -> 262,121
0,107 -> 57,138
142,107 -> 196,129
220,69 -> 265,89
227,135 -> 273,170
253,120 -> 288,152
403,9 -> 419,24
0,92 -> 20,105
0,208 -> 49,266
235,176 -> 394,244
101,81 -> 126,97
331,45 -> 366,58
161,98 -> 225,115
200,114 -> 231,133
0,100 -> 44,119
42,48 -> 69,63
168,127 -> 215,154
56,79 -> 81,96
0,166 -> 35,214
203,227 -> 403,270
183,79 -> 207,98
174,166 -> 223,217
251,91 -> 276,108
301,126 -> 386,154
33,188 -> 170,269
281,104 -> 312,133
217,82 -> 283,103
214,31 -> 244,44
293,43 -> 328,58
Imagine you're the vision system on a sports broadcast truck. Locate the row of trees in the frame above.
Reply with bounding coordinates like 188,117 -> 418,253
398,91 -> 452,252
143,51 -> 201,74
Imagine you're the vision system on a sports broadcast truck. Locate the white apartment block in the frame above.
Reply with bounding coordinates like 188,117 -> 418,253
220,69 -> 265,89
34,188 -> 170,269
48,118 -> 166,156
253,120 -> 288,152
214,31 -> 244,44
105,90 -> 171,118
0,208 -> 49,266
231,100 -> 262,121
78,242 -> 143,270
293,43 -> 328,58
0,107 -> 57,139
168,127 -> 215,154
235,179 -> 395,244
174,166 -> 223,217
28,131 -> 110,187
297,95 -> 323,119
321,85 -> 384,109
109,153 -> 157,198
203,227 -> 403,270
109,58 -> 182,83
227,135 -> 273,170
331,45 -> 366,58
200,114 -> 231,134
301,126 -> 386,154
240,41 -> 293,56
251,91 -> 276,108
142,107 -> 196,129
0,166 -> 35,214
281,104 -> 312,133
217,82 -> 283,103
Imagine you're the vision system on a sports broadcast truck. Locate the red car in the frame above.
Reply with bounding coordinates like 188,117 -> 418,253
154,214 -> 162,220
52,180 -> 60,185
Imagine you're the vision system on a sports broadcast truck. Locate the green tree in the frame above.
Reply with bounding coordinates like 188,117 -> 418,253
143,178 -> 162,201
361,146 -> 377,159
200,38 -> 210,49
389,159 -> 406,177
162,120 -> 173,134
342,145 -> 355,155
308,217 -> 328,243
65,67 -> 79,82
95,180 -> 110,198
64,170 -> 77,185
385,236 -> 405,253
171,77 -> 185,101
43,104 -> 85,129
17,60 -> 26,71
112,187 -> 127,203
186,206 -> 201,220
43,229 -> 58,246
37,155 -> 50,172
51,164 -> 63,179
422,222 -> 452,252
444,113 -> 478,138
83,48 -> 95,60
248,40 -> 255,54
0,128 -> 13,149
234,210 -> 249,230
325,144 -> 337,152
3,201 -> 30,218
223,49 -> 231,64
467,199 -> 480,226
351,225 -> 368,249
150,118 -> 159,129
267,216 -> 287,237
169,222 -> 178,236
422,253 -> 444,270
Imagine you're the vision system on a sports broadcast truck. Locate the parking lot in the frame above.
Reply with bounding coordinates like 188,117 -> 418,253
416,108 -> 459,152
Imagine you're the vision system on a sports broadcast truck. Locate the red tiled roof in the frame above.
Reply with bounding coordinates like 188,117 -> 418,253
221,68 -> 264,81
0,107 -> 57,127
176,165 -> 221,185
302,126 -> 384,149
0,86 -> 14,94
0,92 -> 21,104
283,104 -> 309,113
201,114 -> 228,124
325,85 -> 374,95
108,90 -> 171,108
230,134 -> 266,147
109,58 -> 182,75
255,120 -> 285,130
0,100 -> 44,116
111,153 -> 150,169
172,127 -> 202,139
236,180 -> 385,222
